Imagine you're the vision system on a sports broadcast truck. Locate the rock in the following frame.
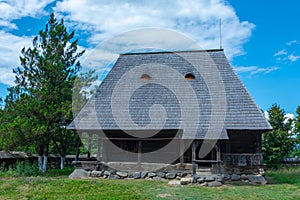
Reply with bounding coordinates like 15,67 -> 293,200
205,176 -> 215,182
214,175 -> 223,182
200,182 -> 208,187
222,174 -> 231,180
153,176 -> 165,181
241,174 -> 248,180
103,170 -> 111,176
197,177 -> 205,184
166,173 -> 176,179
141,172 -> 148,178
177,172 -> 187,178
157,172 -> 165,178
116,171 -> 128,178
231,174 -> 241,181
69,169 -> 89,179
90,170 -> 97,177
168,180 -> 181,185
148,172 -> 156,178
91,170 -> 102,177
108,174 -> 120,180
145,177 -> 153,181
180,177 -> 193,185
246,175 -> 267,185
132,172 -> 141,179
208,181 -> 223,187
193,174 -> 202,179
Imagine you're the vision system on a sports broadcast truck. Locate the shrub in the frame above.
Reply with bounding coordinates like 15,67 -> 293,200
0,160 -> 39,177
14,160 -> 39,176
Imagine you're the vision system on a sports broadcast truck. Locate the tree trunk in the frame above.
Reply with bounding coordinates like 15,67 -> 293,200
60,156 -> 65,169
38,144 -> 44,172
38,156 -> 43,172
42,156 -> 48,173
41,142 -> 49,173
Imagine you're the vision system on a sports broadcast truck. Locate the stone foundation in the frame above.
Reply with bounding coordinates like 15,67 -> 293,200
70,166 -> 267,186
70,161 -> 267,185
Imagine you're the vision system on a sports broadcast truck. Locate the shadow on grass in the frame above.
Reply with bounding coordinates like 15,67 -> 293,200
40,167 -> 75,177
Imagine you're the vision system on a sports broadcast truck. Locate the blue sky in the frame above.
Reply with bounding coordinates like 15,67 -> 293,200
229,0 -> 300,115
0,0 -> 299,115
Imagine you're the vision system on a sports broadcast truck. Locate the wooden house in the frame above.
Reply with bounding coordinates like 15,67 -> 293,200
68,49 -> 272,174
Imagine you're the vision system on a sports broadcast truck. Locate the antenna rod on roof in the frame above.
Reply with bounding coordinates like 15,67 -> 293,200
219,18 -> 222,49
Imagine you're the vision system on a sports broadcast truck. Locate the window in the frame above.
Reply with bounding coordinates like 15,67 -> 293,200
185,73 -> 195,80
141,74 -> 151,80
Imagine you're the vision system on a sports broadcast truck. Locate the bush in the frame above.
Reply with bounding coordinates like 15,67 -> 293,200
14,160 -> 39,176
0,160 -> 39,177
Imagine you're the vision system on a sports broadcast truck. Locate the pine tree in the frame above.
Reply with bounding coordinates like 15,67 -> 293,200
262,104 -> 295,168
0,13 -> 84,172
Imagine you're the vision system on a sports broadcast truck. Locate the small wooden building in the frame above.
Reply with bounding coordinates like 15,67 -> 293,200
68,49 -> 272,174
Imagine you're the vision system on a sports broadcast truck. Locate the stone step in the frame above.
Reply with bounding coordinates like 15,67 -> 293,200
196,171 -> 212,175
196,168 -> 212,175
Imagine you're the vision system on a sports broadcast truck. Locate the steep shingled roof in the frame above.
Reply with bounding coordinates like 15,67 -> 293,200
68,49 -> 272,140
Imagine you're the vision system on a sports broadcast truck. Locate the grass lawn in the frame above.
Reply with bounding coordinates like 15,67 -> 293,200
0,167 -> 299,200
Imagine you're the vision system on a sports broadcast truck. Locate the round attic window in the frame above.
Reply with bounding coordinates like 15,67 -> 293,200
185,73 -> 195,80
141,74 -> 151,80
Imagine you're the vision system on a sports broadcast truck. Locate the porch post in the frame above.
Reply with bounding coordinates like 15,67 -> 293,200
75,133 -> 81,161
192,141 -> 197,175
180,139 -> 185,165
137,140 -> 142,164
97,134 -> 102,161
87,132 -> 92,159
216,141 -> 221,174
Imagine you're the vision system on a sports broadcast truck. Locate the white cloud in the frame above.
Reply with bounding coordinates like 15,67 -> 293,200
54,0 -> 255,60
288,53 -> 300,62
234,66 -> 278,75
0,0 -> 54,20
0,31 -> 32,86
0,68 -> 16,86
286,40 -> 300,46
0,20 -> 17,30
284,113 -> 295,123
274,49 -> 288,57
275,40 -> 300,63
264,111 -> 269,120
0,0 -> 257,86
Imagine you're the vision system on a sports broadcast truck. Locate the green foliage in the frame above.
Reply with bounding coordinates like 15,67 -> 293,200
262,104 -> 296,168
14,160 -> 40,176
72,70 -> 98,117
295,106 -> 300,135
291,106 -> 300,157
0,160 -> 39,177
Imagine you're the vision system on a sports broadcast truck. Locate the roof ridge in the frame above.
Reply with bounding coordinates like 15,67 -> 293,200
121,48 -> 224,55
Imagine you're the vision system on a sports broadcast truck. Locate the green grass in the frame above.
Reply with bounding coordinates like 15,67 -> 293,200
267,167 -> 300,186
0,167 -> 299,200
